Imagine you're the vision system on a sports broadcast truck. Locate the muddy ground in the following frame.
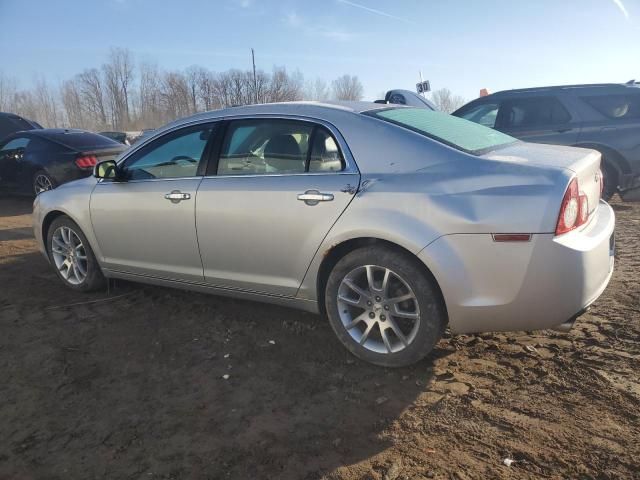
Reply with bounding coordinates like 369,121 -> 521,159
0,195 -> 638,480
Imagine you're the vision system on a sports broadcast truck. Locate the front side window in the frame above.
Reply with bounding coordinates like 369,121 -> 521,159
457,102 -> 500,128
369,107 -> 516,154
217,119 -> 344,175
124,125 -> 214,180
500,96 -> 571,128
582,94 -> 640,120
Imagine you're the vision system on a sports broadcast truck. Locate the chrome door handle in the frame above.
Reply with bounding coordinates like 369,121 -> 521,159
164,190 -> 191,203
297,190 -> 334,205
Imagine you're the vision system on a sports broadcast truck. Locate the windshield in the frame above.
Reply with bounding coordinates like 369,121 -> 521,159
368,107 -> 516,154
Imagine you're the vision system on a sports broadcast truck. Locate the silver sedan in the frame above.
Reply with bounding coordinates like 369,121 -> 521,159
33,102 -> 615,367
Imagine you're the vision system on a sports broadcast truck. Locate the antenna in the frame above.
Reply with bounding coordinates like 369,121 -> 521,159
251,48 -> 258,103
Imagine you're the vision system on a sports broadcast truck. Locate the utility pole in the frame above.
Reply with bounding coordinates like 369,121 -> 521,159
251,48 -> 258,104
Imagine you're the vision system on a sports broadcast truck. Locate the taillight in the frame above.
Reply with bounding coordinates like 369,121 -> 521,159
75,155 -> 98,169
555,178 -> 589,235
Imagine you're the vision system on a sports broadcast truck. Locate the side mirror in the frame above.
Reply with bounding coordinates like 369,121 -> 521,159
94,159 -> 118,179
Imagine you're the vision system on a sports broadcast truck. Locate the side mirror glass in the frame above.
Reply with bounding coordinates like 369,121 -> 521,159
94,160 -> 118,179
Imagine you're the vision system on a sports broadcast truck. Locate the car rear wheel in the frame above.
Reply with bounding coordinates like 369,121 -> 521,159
47,216 -> 106,292
325,246 -> 446,367
33,170 -> 55,195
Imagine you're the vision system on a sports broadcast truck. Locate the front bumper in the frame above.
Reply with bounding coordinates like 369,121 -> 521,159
419,200 -> 615,334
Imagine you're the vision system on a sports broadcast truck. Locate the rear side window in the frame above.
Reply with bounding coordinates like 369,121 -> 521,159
217,119 -> 344,175
0,137 -> 30,152
369,107 -> 515,154
501,96 -> 571,128
582,94 -> 640,120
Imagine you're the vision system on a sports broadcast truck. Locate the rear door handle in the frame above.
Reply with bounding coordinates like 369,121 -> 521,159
164,190 -> 191,203
297,190 -> 334,205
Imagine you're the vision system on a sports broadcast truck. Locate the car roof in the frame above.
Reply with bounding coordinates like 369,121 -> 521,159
487,82 -> 639,97
163,101 -> 391,130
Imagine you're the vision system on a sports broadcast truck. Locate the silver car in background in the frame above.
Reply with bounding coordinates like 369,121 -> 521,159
32,102 -> 615,367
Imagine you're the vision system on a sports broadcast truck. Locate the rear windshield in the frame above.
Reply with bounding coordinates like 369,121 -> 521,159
45,131 -> 122,151
367,107 -> 516,154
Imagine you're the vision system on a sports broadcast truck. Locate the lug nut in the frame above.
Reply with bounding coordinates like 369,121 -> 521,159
367,301 -> 372,306
380,315 -> 386,321
369,312 -> 376,319
375,296 -> 381,302
384,305 -> 389,310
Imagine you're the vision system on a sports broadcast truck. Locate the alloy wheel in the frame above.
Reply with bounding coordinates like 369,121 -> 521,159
34,174 -> 53,194
337,265 -> 421,354
51,226 -> 88,285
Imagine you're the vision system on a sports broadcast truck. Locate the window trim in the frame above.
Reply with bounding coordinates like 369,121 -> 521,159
206,116 -> 352,177
111,114 -> 358,183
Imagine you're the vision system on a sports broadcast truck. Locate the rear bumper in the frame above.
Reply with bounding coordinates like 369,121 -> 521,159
419,200 -> 615,334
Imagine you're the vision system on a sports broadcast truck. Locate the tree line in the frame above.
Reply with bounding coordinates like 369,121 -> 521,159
0,48 -> 365,132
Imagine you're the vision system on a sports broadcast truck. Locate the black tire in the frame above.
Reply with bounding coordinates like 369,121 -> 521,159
601,160 -> 618,201
33,170 -> 56,195
324,246 -> 446,367
46,216 -> 106,292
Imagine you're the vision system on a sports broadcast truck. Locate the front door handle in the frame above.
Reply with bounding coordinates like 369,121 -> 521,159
297,190 -> 334,206
164,190 -> 191,203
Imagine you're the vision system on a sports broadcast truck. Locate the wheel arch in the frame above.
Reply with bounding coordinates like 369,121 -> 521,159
315,236 -> 448,321
573,142 -> 631,175
42,210 -> 67,247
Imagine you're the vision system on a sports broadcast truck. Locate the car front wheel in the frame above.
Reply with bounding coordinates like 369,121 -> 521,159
47,216 -> 106,292
325,246 -> 446,367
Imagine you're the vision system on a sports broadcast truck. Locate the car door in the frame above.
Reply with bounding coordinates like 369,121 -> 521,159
0,136 -> 30,189
496,95 -> 579,145
196,118 -> 359,297
90,122 -> 218,282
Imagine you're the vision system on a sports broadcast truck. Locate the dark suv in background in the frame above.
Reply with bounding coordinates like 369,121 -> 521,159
453,82 -> 640,200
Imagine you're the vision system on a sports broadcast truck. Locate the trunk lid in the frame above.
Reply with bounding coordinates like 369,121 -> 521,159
482,142 -> 602,215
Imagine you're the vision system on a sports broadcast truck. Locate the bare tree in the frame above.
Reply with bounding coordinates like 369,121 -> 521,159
0,71 -> 18,112
138,63 -> 164,128
77,68 -> 108,129
32,77 -> 60,128
161,71 -> 191,120
3,48 -> 370,132
430,88 -> 466,113
103,47 -> 134,129
60,78 -> 85,128
304,77 -> 330,101
269,67 -> 303,102
331,74 -> 363,101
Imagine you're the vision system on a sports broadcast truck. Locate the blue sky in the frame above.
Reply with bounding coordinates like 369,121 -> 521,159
0,0 -> 638,101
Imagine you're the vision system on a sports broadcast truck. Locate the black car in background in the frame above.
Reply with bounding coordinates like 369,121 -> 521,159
0,112 -> 42,141
453,82 -> 640,200
0,129 -> 126,195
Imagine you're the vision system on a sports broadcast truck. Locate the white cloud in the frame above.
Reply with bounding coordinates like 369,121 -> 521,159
284,12 -> 355,41
285,12 -> 303,27
337,0 -> 414,24
611,0 -> 630,19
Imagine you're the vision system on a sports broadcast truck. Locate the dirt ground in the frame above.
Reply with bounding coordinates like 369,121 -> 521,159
0,195 -> 638,480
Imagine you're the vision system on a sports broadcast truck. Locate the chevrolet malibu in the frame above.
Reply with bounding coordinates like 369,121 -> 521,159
32,102 -> 615,367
